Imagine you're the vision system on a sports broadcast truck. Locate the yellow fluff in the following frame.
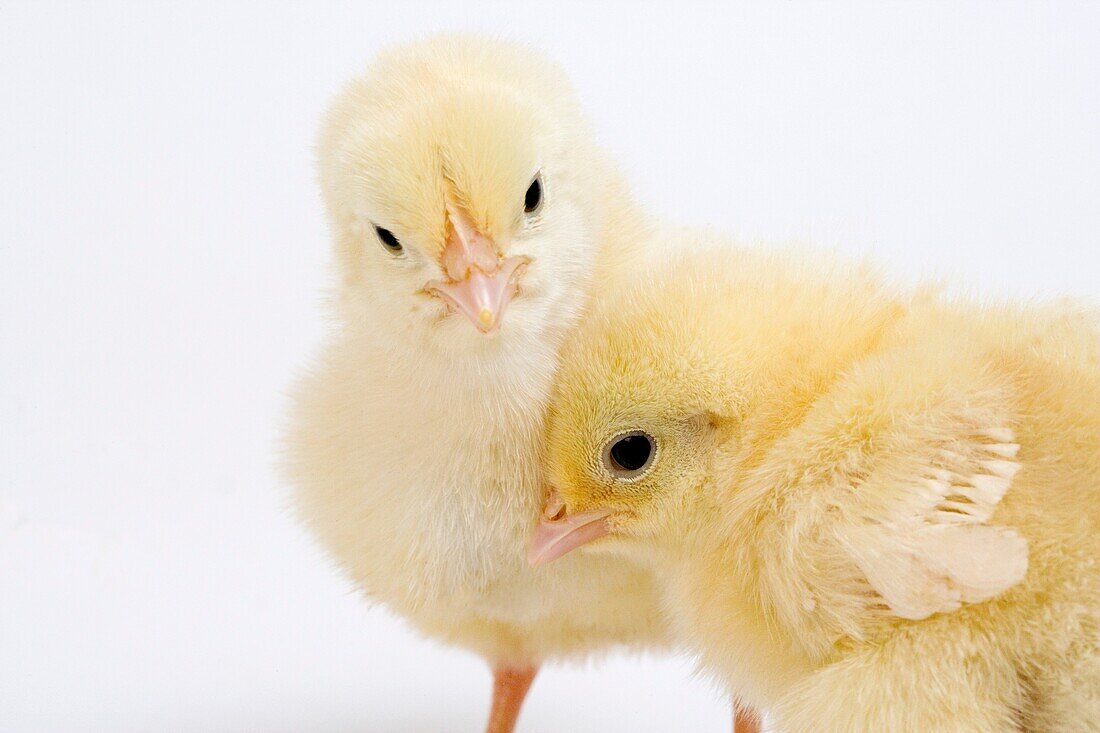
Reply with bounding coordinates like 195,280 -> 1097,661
283,34 -> 669,731
543,235 -> 1100,731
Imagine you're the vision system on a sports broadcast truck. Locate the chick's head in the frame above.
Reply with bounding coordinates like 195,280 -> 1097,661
529,260 -> 743,567
317,35 -> 601,354
528,246 -> 897,568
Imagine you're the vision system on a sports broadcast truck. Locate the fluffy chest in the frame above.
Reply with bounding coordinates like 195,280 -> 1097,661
348,344 -> 555,596
662,559 -> 815,709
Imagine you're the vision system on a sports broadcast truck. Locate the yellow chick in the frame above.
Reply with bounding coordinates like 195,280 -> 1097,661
534,238 -> 1100,731
284,35 -> 676,732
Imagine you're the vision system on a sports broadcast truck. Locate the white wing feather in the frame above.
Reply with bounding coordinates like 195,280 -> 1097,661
837,428 -> 1028,620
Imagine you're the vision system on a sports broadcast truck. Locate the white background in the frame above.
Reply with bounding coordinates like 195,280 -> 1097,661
2,2 -> 1098,731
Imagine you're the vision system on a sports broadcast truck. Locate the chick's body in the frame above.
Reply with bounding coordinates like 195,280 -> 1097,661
544,238 -> 1100,731
284,36 -> 667,729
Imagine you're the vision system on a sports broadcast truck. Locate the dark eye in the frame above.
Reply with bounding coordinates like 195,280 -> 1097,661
375,225 -> 402,254
523,175 -> 543,214
604,431 -> 656,478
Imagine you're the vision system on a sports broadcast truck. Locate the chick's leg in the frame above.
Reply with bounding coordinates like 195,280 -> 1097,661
485,664 -> 538,733
733,700 -> 762,733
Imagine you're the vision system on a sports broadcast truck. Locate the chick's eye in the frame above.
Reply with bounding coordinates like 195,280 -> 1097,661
604,431 -> 656,478
374,225 -> 402,254
524,175 -> 543,215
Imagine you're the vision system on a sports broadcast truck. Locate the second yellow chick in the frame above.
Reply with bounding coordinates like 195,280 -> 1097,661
533,236 -> 1100,731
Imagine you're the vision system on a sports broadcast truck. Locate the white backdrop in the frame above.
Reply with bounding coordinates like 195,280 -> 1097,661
2,2 -> 1098,731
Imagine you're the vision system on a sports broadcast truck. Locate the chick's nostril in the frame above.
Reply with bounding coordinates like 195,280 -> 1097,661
541,492 -> 567,522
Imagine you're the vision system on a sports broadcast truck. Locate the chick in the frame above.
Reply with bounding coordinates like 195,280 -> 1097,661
283,35 -> 672,732
534,238 -> 1100,731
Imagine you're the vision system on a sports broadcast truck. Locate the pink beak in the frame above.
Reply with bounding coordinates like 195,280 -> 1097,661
426,202 -> 529,335
528,489 -> 612,567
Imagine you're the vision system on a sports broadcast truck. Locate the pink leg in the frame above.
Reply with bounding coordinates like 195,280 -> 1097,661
485,664 -> 539,733
734,700 -> 762,733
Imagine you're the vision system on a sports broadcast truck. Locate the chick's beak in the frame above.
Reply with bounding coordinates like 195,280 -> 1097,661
528,488 -> 612,567
426,202 -> 529,335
